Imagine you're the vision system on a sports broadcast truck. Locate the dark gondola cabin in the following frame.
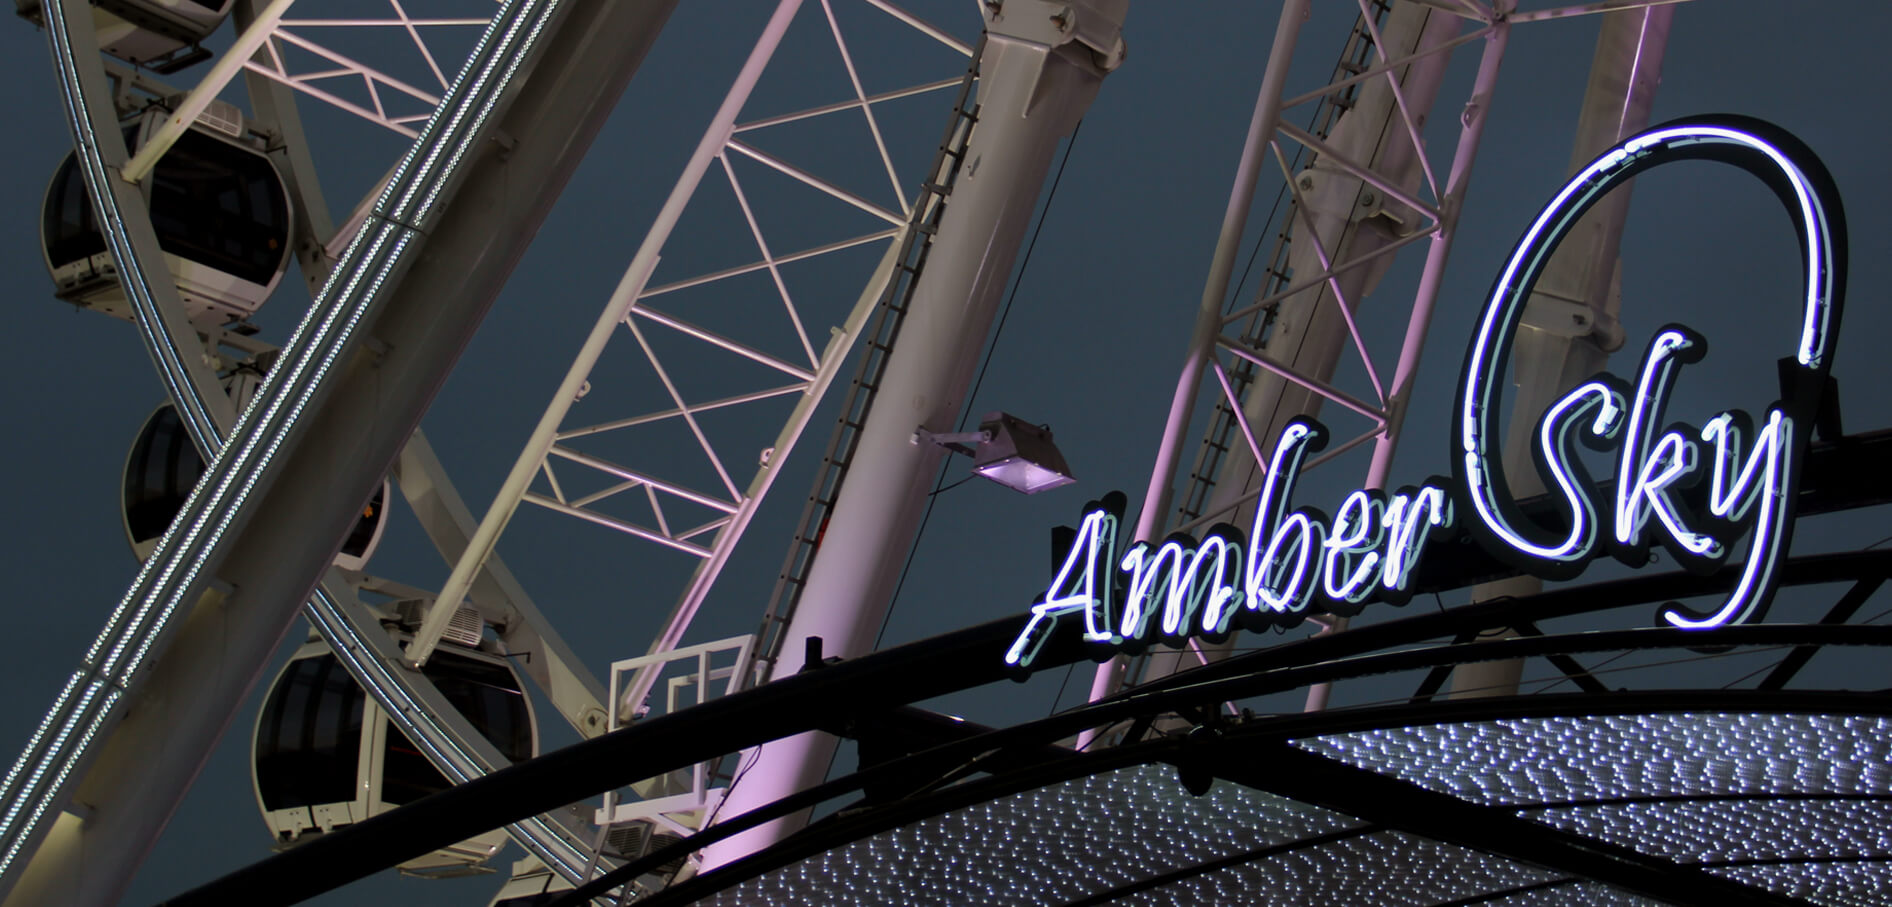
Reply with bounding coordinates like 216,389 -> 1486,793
14,0 -> 233,72
253,638 -> 538,874
123,400 -> 389,570
43,108 -> 291,325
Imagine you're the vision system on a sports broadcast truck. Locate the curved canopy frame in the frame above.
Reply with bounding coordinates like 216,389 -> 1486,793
163,540 -> 1892,905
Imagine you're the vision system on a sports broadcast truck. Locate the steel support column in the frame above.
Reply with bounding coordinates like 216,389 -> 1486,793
1082,0 -> 1312,723
1450,2 -> 1674,699
1310,12 -> 1513,711
1,2 -> 682,902
701,0 -> 1125,867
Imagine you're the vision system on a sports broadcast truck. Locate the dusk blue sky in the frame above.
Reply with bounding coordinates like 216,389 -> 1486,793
1,2 -> 1890,903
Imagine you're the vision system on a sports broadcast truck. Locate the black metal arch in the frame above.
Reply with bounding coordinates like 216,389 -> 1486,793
1132,547 -> 1892,701
160,549 -> 1892,905
543,684 -> 1892,906
626,689 -> 1892,907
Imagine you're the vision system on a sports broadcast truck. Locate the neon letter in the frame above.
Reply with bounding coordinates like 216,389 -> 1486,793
1613,329 -> 1717,559
1322,490 -> 1384,608
1380,485 -> 1453,600
1246,421 -> 1325,618
1005,507 -> 1118,668
1663,409 -> 1792,629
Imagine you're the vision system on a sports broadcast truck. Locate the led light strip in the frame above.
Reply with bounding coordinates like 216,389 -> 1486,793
0,0 -> 601,889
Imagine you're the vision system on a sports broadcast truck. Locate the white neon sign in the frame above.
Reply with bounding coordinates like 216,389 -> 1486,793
1005,420 -> 1455,667
1455,115 -> 1838,633
1007,116 -> 1845,669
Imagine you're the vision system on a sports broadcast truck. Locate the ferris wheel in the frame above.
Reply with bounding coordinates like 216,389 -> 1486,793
5,0 -> 1892,905
2,0 -> 1010,901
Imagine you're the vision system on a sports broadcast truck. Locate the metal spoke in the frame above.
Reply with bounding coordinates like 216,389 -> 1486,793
821,0 -> 910,213
1272,139 -> 1390,406
1219,226 -> 1435,327
414,1 -> 957,694
641,230 -> 898,299
719,153 -> 821,368
568,478 -> 640,510
1281,26 -> 1492,110
252,3 -> 504,135
624,319 -> 744,501
629,304 -> 820,384
644,484 -> 674,540
734,78 -> 960,132
388,0 -> 452,90
541,458 -> 569,506
523,494 -> 714,559
1210,360 -> 1268,466
727,138 -> 908,226
547,445 -> 740,515
1217,335 -> 1388,426
1278,120 -> 1442,226
558,383 -> 809,440
858,0 -> 974,56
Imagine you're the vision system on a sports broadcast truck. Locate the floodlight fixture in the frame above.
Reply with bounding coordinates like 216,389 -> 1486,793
914,412 -> 1076,495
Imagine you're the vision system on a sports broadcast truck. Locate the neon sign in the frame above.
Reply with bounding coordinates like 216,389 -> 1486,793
1007,116 -> 1846,670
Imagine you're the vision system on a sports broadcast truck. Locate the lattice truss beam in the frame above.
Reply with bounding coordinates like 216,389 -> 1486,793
244,0 -> 499,137
1174,0 -> 1695,538
1171,0 -> 1455,540
408,0 -> 976,666
527,3 -> 964,561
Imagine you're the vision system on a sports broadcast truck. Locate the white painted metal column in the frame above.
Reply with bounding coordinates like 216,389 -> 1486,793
0,0 -> 686,900
1310,13 -> 1513,711
701,0 -> 1125,869
1449,2 -> 1675,698
407,0 -> 806,670
1119,0 -> 1465,708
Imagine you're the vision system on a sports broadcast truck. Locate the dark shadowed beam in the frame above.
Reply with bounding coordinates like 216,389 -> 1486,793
156,614 -> 1094,905
1758,577 -> 1884,691
161,553 -> 1892,904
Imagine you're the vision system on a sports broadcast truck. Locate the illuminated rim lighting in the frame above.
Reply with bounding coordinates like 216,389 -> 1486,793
0,0 -> 602,890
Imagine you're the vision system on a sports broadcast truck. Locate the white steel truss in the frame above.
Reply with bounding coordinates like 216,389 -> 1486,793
407,0 -> 976,705
3,0 -> 627,897
1100,0 -> 1702,719
1165,1 -> 1436,542
1142,0 -> 1461,555
1168,0 -> 1696,551
245,0 -> 499,137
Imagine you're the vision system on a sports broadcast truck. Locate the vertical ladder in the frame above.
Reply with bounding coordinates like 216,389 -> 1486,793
1134,1 -> 1396,694
1172,1 -> 1393,531
749,38 -> 986,683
